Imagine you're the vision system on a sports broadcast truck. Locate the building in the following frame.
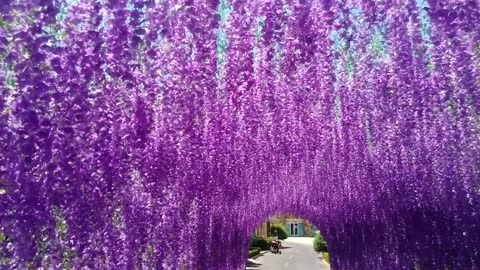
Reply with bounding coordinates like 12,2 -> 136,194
255,214 -> 318,238
254,220 -> 270,238
284,218 -> 318,237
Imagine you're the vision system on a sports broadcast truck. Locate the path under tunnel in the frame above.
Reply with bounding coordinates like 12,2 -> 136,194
246,237 -> 330,270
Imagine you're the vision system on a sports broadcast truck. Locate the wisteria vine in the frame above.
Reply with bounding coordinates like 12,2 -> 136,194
0,0 -> 479,269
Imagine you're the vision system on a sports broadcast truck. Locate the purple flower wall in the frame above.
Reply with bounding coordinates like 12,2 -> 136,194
1,0 -> 479,269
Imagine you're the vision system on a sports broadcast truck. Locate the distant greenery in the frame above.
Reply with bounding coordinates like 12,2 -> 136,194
322,252 -> 330,264
250,235 -> 270,250
53,207 -> 72,270
270,223 -> 288,240
248,247 -> 260,258
0,232 -> 10,266
313,232 -> 328,252
0,178 -> 6,195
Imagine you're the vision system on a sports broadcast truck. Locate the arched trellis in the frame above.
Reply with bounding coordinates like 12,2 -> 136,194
0,0 -> 479,269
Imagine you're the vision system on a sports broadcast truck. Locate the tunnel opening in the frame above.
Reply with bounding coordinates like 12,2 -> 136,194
245,214 -> 330,269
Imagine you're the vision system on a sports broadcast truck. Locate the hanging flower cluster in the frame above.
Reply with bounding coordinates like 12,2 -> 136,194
1,0 -> 479,269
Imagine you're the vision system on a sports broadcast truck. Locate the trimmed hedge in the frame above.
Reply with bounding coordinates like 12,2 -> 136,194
313,232 -> 328,252
250,235 -> 270,250
270,223 -> 288,240
249,247 -> 261,258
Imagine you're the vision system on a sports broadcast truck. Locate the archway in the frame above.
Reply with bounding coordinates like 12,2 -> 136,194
0,0 -> 479,269
247,214 -> 330,269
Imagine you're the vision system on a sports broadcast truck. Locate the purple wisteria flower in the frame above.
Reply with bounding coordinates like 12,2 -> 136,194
0,0 -> 479,269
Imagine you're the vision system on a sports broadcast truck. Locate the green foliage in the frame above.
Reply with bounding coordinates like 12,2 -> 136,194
248,247 -> 260,258
0,232 -> 9,266
0,178 -> 6,194
322,252 -> 330,264
313,232 -> 328,252
250,235 -> 270,250
35,233 -> 49,260
270,223 -> 288,240
62,248 -> 73,270
0,178 -> 5,195
369,26 -> 388,64
113,207 -> 122,227
53,207 -> 71,269
0,232 -> 5,243
0,17 -> 10,30
54,207 -> 67,240
0,257 -> 8,266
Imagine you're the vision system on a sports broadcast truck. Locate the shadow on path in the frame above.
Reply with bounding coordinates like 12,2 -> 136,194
245,237 -> 330,270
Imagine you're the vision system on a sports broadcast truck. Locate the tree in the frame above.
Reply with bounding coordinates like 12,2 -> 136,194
270,224 -> 288,240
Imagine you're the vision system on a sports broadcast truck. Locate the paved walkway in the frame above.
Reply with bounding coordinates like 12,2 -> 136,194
246,237 -> 330,270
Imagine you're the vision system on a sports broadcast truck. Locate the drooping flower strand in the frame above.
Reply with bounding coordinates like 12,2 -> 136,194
0,0 -> 479,269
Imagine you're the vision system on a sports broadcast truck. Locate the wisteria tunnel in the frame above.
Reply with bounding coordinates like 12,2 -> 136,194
0,0 -> 479,269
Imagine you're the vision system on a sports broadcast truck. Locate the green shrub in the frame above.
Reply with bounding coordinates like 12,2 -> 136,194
250,235 -> 270,250
313,232 -> 328,252
270,223 -> 288,240
248,247 -> 261,258
322,252 -> 330,264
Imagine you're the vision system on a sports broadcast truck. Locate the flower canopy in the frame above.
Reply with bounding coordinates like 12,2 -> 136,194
0,0 -> 479,269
